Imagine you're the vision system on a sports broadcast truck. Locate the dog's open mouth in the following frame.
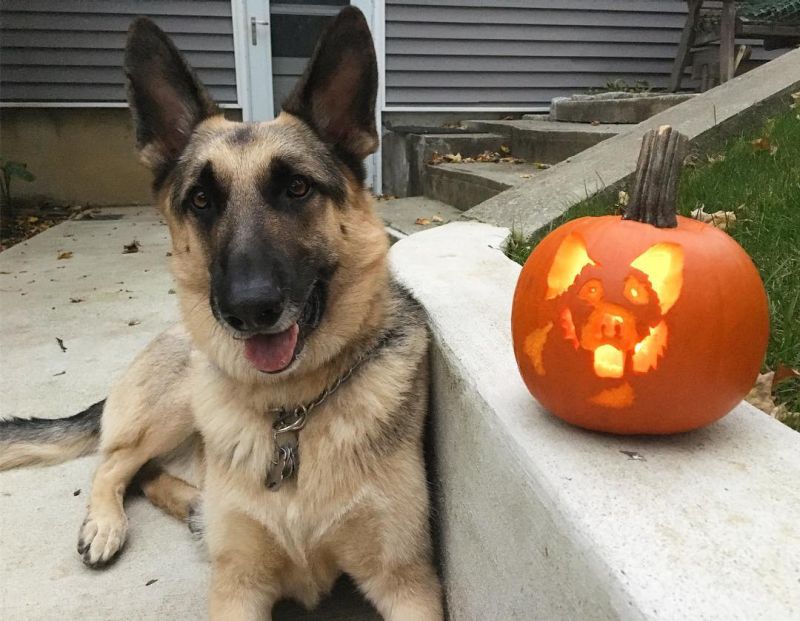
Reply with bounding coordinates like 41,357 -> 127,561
240,280 -> 327,374
244,323 -> 300,374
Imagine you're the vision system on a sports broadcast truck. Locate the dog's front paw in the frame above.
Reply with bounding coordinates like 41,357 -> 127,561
77,510 -> 128,568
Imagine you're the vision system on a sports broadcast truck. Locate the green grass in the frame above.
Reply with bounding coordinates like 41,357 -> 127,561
509,104 -> 800,426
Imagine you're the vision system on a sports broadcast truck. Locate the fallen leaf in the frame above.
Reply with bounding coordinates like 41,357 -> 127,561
773,364 -> 800,388
591,120 -> 600,126
53,371 -> 66,377
519,174 -> 532,179
27,216 -> 40,224
165,251 -> 173,257
534,163 -> 550,170
168,288 -> 176,295
750,137 -> 772,152
57,251 -> 73,260
145,579 -> 158,587
123,240 -> 140,254
690,206 -> 736,230
414,218 -> 431,226
73,489 -> 81,497
619,450 -> 646,461
431,215 -> 444,223
128,319 -> 141,326
56,337 -> 67,352
499,145 -> 511,155
69,297 -> 84,304
745,372 -> 798,423
707,153 -> 726,164
616,191 -> 630,208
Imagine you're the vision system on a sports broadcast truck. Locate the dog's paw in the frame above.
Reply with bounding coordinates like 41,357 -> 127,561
77,511 -> 128,568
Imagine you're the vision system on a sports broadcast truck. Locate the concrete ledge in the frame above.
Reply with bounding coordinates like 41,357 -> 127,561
550,93 -> 695,124
390,222 -> 800,621
465,49 -> 800,234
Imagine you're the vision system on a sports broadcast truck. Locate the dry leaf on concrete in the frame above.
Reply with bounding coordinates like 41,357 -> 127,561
414,218 -> 431,226
431,215 -> 444,223
690,206 -> 736,230
123,240 -> 140,254
57,251 -> 73,260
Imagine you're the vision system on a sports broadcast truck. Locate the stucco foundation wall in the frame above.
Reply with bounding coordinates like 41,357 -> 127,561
0,107 -> 241,207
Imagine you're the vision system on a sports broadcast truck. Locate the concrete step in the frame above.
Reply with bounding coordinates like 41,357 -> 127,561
461,119 -> 624,164
423,161 -> 544,211
375,196 -> 462,242
548,92 -> 696,124
382,127 -> 507,197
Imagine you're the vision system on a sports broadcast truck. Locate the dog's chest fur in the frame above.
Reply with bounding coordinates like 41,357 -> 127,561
190,335 -> 426,563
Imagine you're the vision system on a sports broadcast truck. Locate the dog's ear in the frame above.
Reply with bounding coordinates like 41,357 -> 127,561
283,7 -> 378,161
124,17 -> 218,179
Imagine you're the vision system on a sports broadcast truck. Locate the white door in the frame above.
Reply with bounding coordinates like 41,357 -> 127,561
235,0 -> 275,121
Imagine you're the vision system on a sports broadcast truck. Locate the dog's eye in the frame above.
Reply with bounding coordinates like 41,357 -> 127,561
191,190 -> 209,210
624,275 -> 650,306
578,279 -> 604,303
287,176 -> 310,198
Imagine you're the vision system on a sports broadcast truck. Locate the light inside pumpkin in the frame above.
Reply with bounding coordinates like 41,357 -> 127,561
546,233 -> 596,299
590,381 -> 634,408
630,243 -> 684,314
631,320 -> 668,373
593,344 -> 625,378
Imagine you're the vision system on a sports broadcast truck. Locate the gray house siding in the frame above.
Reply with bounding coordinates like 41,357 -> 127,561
0,0 -> 237,104
385,0 -> 776,107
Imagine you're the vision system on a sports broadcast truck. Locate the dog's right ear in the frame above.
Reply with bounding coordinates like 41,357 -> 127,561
124,18 -> 218,181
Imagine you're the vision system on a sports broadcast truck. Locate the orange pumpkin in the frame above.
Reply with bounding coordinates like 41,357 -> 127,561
512,213 -> 769,434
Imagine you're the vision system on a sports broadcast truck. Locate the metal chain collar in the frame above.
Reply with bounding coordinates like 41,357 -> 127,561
265,329 -> 395,490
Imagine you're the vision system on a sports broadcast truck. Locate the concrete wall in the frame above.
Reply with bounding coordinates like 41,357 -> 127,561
0,107 -> 241,207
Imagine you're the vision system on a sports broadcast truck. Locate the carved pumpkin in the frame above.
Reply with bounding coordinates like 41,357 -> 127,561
512,126 -> 769,434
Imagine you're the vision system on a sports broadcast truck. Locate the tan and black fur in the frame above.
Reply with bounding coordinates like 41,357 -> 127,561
0,8 -> 442,620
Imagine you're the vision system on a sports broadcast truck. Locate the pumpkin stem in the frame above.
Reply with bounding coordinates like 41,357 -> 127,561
624,125 -> 689,228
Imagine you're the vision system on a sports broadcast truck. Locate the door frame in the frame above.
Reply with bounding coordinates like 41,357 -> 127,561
232,0 -> 384,192
351,0 -> 385,193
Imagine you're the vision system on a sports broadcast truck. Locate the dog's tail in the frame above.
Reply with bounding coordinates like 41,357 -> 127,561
0,400 -> 104,471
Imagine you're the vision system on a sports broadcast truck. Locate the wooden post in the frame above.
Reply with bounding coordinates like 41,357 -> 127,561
624,126 -> 689,228
669,0 -> 703,92
719,0 -> 737,83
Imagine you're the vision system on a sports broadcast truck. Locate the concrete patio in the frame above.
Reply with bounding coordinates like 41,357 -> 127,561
0,209 -> 380,620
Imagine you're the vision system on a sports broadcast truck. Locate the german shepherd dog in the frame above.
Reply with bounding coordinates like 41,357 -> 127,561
0,7 -> 443,620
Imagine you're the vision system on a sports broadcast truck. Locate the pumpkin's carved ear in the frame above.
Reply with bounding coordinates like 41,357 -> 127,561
630,242 -> 684,314
546,233 -> 597,299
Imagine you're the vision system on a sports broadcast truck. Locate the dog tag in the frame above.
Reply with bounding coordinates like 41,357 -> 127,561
266,430 -> 299,491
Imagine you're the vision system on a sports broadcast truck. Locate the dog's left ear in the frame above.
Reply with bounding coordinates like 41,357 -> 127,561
283,7 -> 378,161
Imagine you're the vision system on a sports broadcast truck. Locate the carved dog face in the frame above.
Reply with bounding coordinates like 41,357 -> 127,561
545,233 -> 684,378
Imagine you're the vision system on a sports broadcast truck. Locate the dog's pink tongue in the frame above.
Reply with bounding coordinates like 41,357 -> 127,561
244,323 -> 299,373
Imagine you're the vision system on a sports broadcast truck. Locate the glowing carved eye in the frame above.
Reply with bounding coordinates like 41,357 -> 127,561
578,279 -> 604,303
624,275 -> 650,305
191,190 -> 209,210
287,176 -> 310,198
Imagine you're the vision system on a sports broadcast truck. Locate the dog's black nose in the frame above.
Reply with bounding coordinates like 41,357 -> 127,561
217,282 -> 284,332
